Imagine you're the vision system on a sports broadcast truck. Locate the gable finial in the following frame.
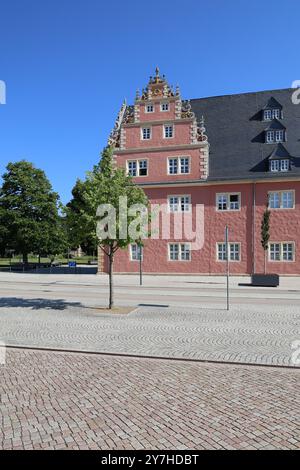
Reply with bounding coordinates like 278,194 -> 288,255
155,66 -> 160,79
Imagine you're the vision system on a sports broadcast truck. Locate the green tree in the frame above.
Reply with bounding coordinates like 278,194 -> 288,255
0,160 -> 66,265
261,201 -> 271,274
81,146 -> 149,308
65,178 -> 97,255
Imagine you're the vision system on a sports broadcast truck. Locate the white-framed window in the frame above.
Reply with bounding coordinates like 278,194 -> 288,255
168,195 -> 191,213
127,159 -> 148,177
161,102 -> 169,112
275,130 -> 284,142
127,160 -> 137,177
164,125 -> 174,139
169,243 -> 191,261
145,104 -> 154,113
266,129 -> 285,143
130,244 -> 143,261
264,109 -> 281,120
269,190 -> 294,209
141,127 -> 151,140
168,156 -> 190,175
216,193 -> 240,211
269,242 -> 295,262
217,243 -> 241,261
270,159 -> 290,172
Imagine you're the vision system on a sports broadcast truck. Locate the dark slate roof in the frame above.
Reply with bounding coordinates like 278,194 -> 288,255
263,97 -> 283,110
268,144 -> 291,160
190,88 -> 300,181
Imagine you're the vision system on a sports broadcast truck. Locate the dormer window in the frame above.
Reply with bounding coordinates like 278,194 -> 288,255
265,129 -> 285,143
145,104 -> 154,113
270,159 -> 290,172
264,109 -> 281,120
262,97 -> 283,121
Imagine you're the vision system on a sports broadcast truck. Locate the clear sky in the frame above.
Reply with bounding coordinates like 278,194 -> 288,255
0,0 -> 299,203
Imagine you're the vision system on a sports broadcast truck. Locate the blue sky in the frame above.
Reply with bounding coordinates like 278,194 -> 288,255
0,0 -> 299,203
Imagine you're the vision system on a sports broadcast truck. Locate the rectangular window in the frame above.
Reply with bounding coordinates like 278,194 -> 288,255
273,109 -> 281,119
139,160 -> 148,176
281,159 -> 289,171
269,242 -> 294,262
130,244 -> 142,261
127,161 -> 137,177
127,160 -> 148,177
168,157 -> 190,175
169,243 -> 191,261
217,243 -> 240,261
168,195 -> 191,213
161,103 -> 169,112
264,110 -> 272,120
145,104 -> 154,113
275,130 -> 284,142
168,158 -> 178,174
169,243 -> 179,261
142,127 -> 151,140
164,125 -> 174,138
180,157 -> 190,174
269,191 -> 294,209
266,131 -> 275,143
270,160 -> 280,172
216,193 -> 240,211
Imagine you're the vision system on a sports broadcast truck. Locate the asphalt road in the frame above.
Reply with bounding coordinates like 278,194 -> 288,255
0,272 -> 300,309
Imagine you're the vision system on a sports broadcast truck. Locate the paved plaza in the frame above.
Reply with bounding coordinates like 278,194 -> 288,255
0,273 -> 299,450
0,302 -> 299,366
1,348 -> 299,450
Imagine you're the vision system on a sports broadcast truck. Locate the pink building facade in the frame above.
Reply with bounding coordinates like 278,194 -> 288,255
99,70 -> 300,275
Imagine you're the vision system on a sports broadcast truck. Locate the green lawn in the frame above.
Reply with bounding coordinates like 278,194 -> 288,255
0,255 -> 97,266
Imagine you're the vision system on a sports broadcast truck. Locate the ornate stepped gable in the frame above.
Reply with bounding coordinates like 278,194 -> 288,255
108,68 -> 208,148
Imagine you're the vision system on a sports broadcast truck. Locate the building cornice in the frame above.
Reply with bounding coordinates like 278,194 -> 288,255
136,175 -> 300,189
123,117 -> 194,128
113,142 -> 208,155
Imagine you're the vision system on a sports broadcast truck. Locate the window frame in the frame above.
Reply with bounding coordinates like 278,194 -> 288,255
145,103 -> 154,114
126,158 -> 149,177
141,127 -> 152,140
163,124 -> 174,139
168,195 -> 192,213
269,242 -> 295,262
216,192 -> 241,212
130,244 -> 143,261
216,242 -> 241,262
160,102 -> 169,112
167,156 -> 191,175
168,243 -> 192,262
268,190 -> 295,210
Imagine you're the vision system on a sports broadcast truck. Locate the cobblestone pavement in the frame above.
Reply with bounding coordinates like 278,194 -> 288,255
0,349 -> 299,450
0,304 -> 299,366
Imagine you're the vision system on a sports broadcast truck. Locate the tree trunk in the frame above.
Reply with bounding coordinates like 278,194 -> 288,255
264,250 -> 267,275
23,253 -> 28,268
108,246 -> 114,309
38,254 -> 41,266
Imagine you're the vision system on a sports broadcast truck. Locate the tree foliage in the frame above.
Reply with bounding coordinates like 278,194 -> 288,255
0,160 -> 66,263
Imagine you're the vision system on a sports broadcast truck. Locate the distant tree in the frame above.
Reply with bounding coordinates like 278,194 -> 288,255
0,160 -> 66,265
261,201 -> 271,274
65,179 -> 97,255
80,146 -> 149,309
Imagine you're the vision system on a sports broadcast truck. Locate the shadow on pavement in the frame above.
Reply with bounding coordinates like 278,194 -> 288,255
0,297 -> 83,310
